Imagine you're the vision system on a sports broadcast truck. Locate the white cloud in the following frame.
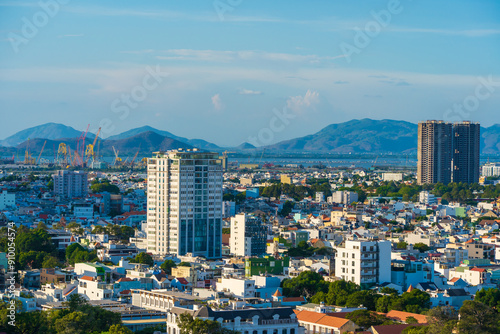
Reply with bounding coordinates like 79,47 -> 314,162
58,34 -> 84,38
286,90 -> 320,113
211,94 -> 223,110
239,89 -> 262,95
385,27 -> 500,37
156,49 -> 343,64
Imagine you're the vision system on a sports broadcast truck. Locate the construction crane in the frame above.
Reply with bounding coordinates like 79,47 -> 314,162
57,143 -> 68,165
130,145 -> 141,168
85,127 -> 101,166
24,138 -> 35,165
36,140 -> 47,165
112,146 -> 122,166
74,124 -> 89,167
67,147 -> 73,167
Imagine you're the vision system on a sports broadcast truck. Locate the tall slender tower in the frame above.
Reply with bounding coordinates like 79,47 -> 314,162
417,121 -> 453,185
146,149 -> 223,258
453,121 -> 480,184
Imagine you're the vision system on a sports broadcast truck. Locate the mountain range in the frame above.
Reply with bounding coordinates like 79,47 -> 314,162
1,119 -> 499,156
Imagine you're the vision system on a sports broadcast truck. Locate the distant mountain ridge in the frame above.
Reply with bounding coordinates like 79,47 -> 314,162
0,123 -> 85,147
2,119 -> 500,156
106,126 -> 218,150
264,119 -> 419,153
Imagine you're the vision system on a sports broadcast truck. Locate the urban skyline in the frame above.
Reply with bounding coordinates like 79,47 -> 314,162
1,1 -> 500,333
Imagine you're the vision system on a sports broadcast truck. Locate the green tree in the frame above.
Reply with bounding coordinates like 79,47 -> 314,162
397,241 -> 408,249
422,306 -> 458,334
282,271 -> 329,298
107,324 -> 134,334
160,260 -> 177,275
413,243 -> 430,253
42,255 -> 61,269
458,301 -> 500,334
475,288 -> 500,311
345,290 -> 379,311
91,181 -> 120,194
346,310 -> 392,329
132,252 -> 154,266
177,313 -> 239,334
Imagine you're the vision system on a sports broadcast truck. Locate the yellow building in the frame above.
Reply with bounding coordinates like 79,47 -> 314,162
171,266 -> 197,284
281,174 -> 292,184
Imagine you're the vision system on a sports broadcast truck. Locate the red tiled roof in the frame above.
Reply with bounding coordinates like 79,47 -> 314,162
116,277 -> 134,282
80,275 -> 94,281
295,310 -> 350,329
176,277 -> 189,285
386,310 -> 428,324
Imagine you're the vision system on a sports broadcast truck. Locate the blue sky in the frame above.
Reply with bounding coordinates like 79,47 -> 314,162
1,0 -> 499,146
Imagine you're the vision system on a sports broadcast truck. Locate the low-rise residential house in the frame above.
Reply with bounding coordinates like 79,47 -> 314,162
448,266 -> 490,286
295,309 -> 357,334
78,275 -> 113,300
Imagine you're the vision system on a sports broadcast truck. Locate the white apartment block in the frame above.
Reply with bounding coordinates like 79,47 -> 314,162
419,191 -> 436,205
78,276 -> 113,300
335,240 -> 391,286
382,173 -> 403,182
146,149 -> 223,258
217,277 -> 256,299
482,163 -> 500,177
53,170 -> 88,198
330,190 -> 358,205
0,190 -> 15,210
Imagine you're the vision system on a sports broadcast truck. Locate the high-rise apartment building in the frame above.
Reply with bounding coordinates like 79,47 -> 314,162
453,121 -> 480,184
52,170 -> 88,198
230,213 -> 267,257
417,121 -> 453,185
146,149 -> 223,258
417,120 -> 480,185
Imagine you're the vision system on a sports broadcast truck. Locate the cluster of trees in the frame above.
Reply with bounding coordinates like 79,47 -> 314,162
0,225 -> 62,270
176,313 -> 239,334
286,241 -> 332,258
282,272 -> 431,314
279,201 -> 295,217
65,243 -> 99,266
92,225 -> 135,242
160,259 -> 177,275
403,300 -> 500,334
345,309 -> 394,328
364,180 -> 500,204
222,192 -> 246,204
90,179 -> 120,194
130,252 -> 154,266
259,183 -> 311,201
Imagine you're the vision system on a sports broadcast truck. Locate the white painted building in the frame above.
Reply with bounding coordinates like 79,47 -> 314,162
330,190 -> 358,205
482,163 -> 500,177
146,149 -> 223,258
217,277 -> 256,299
0,190 -> 15,210
166,306 -> 303,334
335,239 -> 391,286
78,275 -> 113,300
73,202 -> 93,219
419,191 -> 437,205
382,173 -> 403,182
